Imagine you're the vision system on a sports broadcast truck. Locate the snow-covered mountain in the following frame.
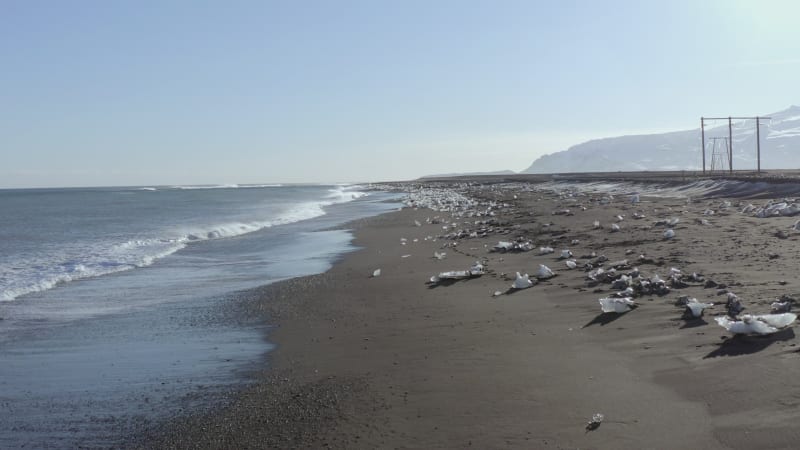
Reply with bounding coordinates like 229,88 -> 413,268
420,170 -> 516,179
524,105 -> 800,173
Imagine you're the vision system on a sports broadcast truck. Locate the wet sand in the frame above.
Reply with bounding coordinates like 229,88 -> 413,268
140,181 -> 800,449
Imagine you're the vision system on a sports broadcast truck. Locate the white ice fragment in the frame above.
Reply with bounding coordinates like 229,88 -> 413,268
559,249 -> 573,259
414,220 -> 422,227
565,259 -> 577,269
494,241 -> 514,252
469,261 -> 485,276
685,298 -> 713,318
610,223 -> 620,232
715,313 -> 797,335
434,251 -> 447,260
593,220 -> 601,229
615,215 -> 624,222
512,272 -> 534,289
630,193 -> 640,204
539,246 -> 554,255
663,229 -> 675,239
759,312 -> 797,329
651,273 -> 664,284
771,301 -> 791,313
599,297 -> 635,313
372,269 -> 381,277
537,264 -> 555,279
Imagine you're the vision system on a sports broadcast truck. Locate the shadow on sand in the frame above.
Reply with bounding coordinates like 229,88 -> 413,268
426,277 -> 482,289
703,328 -> 795,359
679,316 -> 708,329
582,309 -> 635,328
503,286 -> 536,296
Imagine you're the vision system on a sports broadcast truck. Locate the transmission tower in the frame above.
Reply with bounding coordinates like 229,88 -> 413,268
708,137 -> 730,173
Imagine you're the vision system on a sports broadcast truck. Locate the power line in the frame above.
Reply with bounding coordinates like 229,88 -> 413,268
700,116 -> 771,174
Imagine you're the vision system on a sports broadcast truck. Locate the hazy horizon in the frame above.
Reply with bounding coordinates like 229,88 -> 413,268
3,0 -> 800,188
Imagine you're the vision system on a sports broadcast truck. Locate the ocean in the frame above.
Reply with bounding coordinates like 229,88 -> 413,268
0,183 -> 401,447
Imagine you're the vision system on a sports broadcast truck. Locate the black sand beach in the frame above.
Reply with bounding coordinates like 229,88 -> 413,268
131,177 -> 800,449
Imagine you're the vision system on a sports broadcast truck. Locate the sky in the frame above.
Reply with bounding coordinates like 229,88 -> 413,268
2,0 -> 800,188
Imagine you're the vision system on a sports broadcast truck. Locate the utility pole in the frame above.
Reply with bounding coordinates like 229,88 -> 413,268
701,117 -> 705,174
756,116 -> 761,173
728,117 -> 733,174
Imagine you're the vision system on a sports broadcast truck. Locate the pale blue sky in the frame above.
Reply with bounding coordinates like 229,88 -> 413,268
2,0 -> 799,187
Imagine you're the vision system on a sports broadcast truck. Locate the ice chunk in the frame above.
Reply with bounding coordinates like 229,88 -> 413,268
759,312 -> 797,329
685,298 -> 713,318
512,272 -> 534,289
715,313 -> 796,335
599,297 -> 635,313
537,264 -> 555,279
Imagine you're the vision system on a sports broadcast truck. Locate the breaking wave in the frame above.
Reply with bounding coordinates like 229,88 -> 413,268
1,187 -> 368,302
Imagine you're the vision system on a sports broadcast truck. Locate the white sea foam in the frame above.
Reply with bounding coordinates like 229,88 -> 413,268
169,183 -> 286,190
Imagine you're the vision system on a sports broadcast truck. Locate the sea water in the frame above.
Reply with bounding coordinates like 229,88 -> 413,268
0,184 -> 401,447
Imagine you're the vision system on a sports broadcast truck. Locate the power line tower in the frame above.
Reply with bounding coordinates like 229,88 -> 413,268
700,116 -> 771,174
708,137 -> 730,173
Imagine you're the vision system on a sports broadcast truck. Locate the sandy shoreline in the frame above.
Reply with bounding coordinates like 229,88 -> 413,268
138,181 -> 800,449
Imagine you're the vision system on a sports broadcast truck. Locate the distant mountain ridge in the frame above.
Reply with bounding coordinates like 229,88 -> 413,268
524,105 -> 800,173
420,170 -> 516,179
